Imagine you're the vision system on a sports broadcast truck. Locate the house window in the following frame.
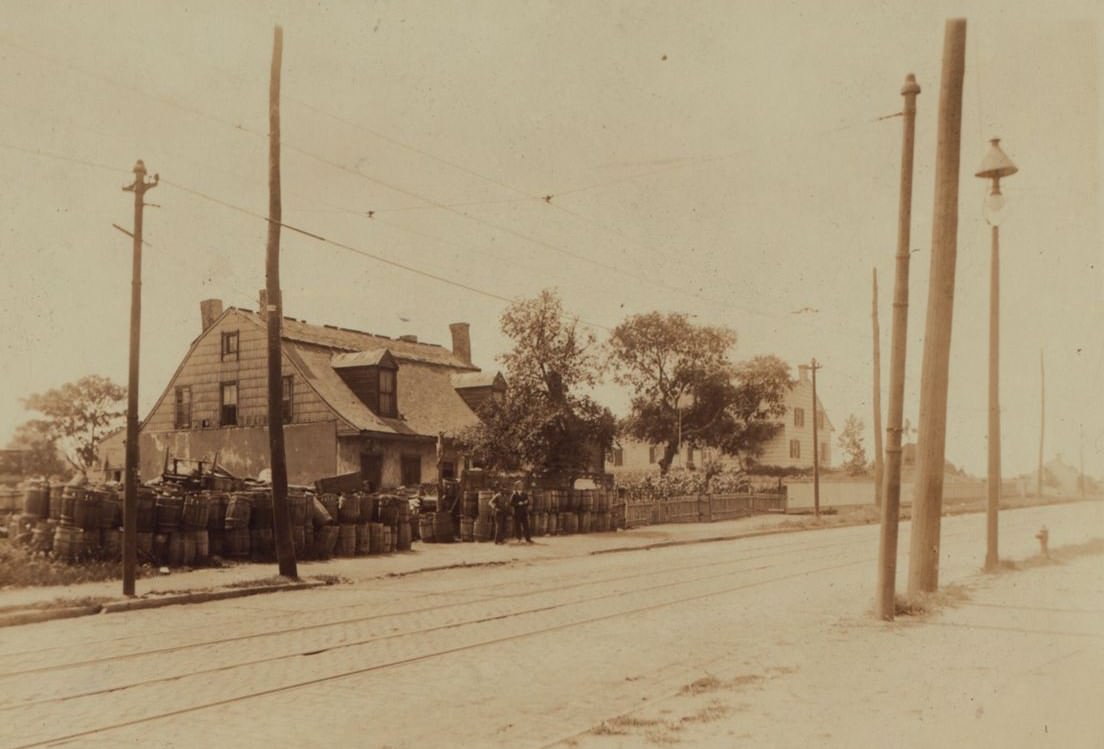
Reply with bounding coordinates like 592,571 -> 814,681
282,375 -> 294,424
220,382 -> 238,427
612,447 -> 624,467
789,440 -> 801,459
174,386 -> 192,429
648,445 -> 658,464
378,368 -> 396,417
401,455 -> 421,486
441,461 -> 456,480
816,411 -> 825,429
794,407 -> 805,428
221,331 -> 240,362
820,443 -> 829,464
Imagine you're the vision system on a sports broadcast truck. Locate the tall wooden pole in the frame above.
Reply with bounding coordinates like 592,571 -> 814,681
266,25 -> 297,579
811,358 -> 822,519
875,74 -> 919,620
1037,349 -> 1045,498
872,267 -> 884,508
907,19 -> 967,597
985,221 -> 1001,571
122,160 -> 157,597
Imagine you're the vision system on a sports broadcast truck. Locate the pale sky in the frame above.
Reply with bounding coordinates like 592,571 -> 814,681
1,1 -> 1100,480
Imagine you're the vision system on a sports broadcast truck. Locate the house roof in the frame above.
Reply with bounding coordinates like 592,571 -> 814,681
331,349 -> 394,369
451,371 -> 505,389
235,308 -> 478,370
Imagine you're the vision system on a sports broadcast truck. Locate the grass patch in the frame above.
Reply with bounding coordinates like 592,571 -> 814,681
894,583 -> 971,617
679,676 -> 721,695
680,700 -> 731,724
0,539 -> 155,589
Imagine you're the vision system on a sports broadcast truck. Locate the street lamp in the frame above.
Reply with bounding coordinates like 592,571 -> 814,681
975,137 -> 1018,572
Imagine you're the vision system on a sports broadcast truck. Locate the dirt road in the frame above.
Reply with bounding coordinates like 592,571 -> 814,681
1,501 -> 1100,748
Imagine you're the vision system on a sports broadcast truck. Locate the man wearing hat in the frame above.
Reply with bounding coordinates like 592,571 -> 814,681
509,481 -> 533,544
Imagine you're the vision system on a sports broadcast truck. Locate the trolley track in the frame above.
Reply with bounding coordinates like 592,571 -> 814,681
4,551 -> 871,749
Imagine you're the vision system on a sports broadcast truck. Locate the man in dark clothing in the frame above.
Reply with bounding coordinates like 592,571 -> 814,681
489,491 -> 509,545
510,482 -> 532,543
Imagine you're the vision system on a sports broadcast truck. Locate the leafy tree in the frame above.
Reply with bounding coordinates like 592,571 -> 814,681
4,422 -> 68,477
459,290 -> 614,475
19,375 -> 126,476
609,312 -> 793,473
837,414 -> 868,475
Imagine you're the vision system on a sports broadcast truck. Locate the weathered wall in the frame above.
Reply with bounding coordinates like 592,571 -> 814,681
336,436 -> 460,489
140,421 -> 338,485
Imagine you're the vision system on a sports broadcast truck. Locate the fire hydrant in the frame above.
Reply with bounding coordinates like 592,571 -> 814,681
1035,526 -> 1049,558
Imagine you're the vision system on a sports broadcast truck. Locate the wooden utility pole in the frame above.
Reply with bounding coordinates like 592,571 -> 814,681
121,160 -> 157,597
266,25 -> 297,579
1037,349 -> 1045,498
907,19 -> 967,597
876,73 -> 920,620
872,267 -> 884,508
985,216 -> 1001,571
810,358 -> 822,519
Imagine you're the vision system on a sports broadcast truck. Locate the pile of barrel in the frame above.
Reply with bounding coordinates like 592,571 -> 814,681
4,479 -> 419,566
456,486 -> 618,542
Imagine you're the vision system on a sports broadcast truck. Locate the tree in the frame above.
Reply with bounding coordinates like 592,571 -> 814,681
459,290 -> 614,474
608,312 -> 792,473
5,421 -> 67,477
837,414 -> 868,475
19,375 -> 126,476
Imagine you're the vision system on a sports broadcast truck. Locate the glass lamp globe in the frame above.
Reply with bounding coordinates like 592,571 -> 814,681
983,187 -> 1009,227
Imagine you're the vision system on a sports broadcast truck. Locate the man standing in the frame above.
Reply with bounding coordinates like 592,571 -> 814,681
489,490 -> 509,545
510,481 -> 532,544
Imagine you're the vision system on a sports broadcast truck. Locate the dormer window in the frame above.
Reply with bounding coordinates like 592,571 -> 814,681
332,349 -> 399,419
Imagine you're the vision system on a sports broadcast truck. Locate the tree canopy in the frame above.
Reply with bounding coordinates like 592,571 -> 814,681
608,312 -> 792,473
19,375 -> 126,476
459,290 -> 614,475
837,414 -> 868,475
5,421 -> 67,477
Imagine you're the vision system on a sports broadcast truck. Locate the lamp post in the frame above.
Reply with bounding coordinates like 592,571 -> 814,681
975,137 -> 1018,572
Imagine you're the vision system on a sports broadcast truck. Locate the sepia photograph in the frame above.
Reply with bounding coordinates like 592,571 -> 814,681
0,1 -> 1101,747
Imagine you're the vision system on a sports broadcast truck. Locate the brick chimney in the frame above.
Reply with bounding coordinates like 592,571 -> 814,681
449,322 -> 471,366
200,299 -> 223,332
798,364 -> 810,383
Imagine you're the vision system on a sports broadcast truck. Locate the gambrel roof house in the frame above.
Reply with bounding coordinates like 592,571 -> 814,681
134,299 -> 502,488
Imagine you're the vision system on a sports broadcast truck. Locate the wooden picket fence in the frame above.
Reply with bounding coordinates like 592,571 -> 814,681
620,491 -> 786,529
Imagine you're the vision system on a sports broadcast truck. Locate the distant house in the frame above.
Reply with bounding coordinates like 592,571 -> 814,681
134,299 -> 502,488
606,362 -> 834,473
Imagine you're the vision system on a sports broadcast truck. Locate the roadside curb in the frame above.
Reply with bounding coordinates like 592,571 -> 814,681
589,522 -> 845,555
0,579 -> 330,629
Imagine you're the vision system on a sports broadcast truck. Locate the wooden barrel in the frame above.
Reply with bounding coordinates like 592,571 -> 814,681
312,525 -> 339,559
336,524 -> 357,557
152,533 -> 170,564
417,514 -> 435,543
102,528 -> 122,559
208,529 -> 225,558
155,493 -> 184,534
53,526 -> 82,560
546,490 -> 561,514
383,525 -> 394,553
98,489 -> 122,529
74,490 -> 102,531
250,528 -> 275,560
368,522 -> 384,554
58,486 -> 81,525
224,527 -> 251,558
477,490 -> 496,518
181,493 -> 209,531
0,487 -> 18,513
546,512 -> 558,535
396,521 -> 412,551
532,512 -> 546,537
291,525 -> 306,558
355,523 -> 370,555
288,492 -> 309,526
23,480 -> 50,519
319,493 -> 340,521
462,491 -> 479,518
302,524 -> 314,558
560,512 -> 576,534
136,532 -> 154,560
225,493 -> 253,529
206,493 -> 228,532
167,533 -> 185,566
361,496 -> 379,523
433,511 -> 454,543
473,516 -> 492,542
136,489 -> 156,533
337,494 -> 361,524
459,517 -> 474,542
181,533 -> 197,566
311,496 -> 333,528
191,529 -> 210,561
250,492 -> 274,530
579,511 -> 593,533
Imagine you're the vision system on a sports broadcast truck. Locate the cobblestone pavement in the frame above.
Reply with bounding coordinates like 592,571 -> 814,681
0,501 -> 1099,749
